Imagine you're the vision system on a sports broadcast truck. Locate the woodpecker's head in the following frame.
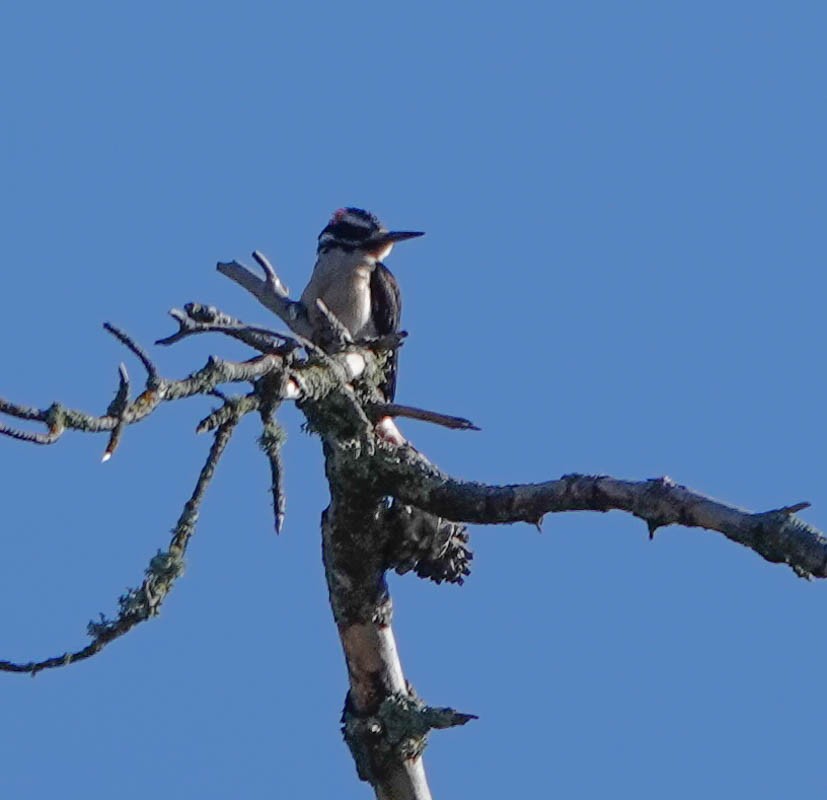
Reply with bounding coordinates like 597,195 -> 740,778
317,207 -> 424,260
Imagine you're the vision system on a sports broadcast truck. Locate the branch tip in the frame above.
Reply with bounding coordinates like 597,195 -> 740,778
370,403 -> 480,432
102,361 -> 132,461
103,322 -> 158,384
252,250 -> 289,296
258,408 -> 287,535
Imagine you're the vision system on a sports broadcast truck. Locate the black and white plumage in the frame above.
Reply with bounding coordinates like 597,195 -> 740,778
300,208 -> 423,403
368,262 -> 402,399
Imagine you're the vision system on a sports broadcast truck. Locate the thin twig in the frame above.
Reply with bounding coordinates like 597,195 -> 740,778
252,250 -> 289,297
259,408 -> 287,533
195,392 -> 260,434
0,345 -> 292,447
156,303 -> 299,354
103,322 -> 159,385
0,424 -> 61,445
0,398 -> 47,421
368,403 -> 480,431
101,363 -> 130,462
0,400 -> 64,445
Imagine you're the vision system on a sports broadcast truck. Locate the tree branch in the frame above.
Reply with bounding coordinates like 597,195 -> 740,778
103,322 -> 160,386
4,266 -> 825,800
367,402 -> 480,432
0,323 -> 303,449
252,249 -> 290,298
217,255 -> 315,339
257,374 -> 288,534
101,362 -> 131,461
0,413 -> 239,675
155,303 -> 299,354
371,447 -> 826,578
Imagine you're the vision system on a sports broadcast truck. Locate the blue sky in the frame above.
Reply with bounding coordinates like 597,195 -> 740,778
1,3 -> 825,798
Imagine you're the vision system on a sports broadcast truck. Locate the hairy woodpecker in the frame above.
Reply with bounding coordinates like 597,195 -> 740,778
301,210 -> 467,568
300,207 -> 423,404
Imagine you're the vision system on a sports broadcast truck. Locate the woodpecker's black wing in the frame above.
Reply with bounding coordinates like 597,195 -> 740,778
371,262 -> 401,336
370,262 -> 401,401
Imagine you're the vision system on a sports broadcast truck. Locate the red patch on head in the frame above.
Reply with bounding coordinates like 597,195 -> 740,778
332,208 -> 348,222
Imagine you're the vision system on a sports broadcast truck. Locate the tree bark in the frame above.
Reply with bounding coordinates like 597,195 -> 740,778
2,260 -> 824,799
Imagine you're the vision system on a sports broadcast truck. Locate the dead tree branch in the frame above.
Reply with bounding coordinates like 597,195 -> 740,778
103,322 -> 159,385
155,302 -> 299,354
367,402 -> 480,431
0,411 -> 239,675
102,362 -> 131,461
369,446 -> 826,578
217,254 -> 315,339
1,248 -> 824,799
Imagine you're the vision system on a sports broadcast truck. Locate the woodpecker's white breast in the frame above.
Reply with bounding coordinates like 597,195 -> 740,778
300,251 -> 377,339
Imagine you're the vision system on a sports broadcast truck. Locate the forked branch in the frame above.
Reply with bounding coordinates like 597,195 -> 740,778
0,412 -> 240,675
2,250 -> 823,800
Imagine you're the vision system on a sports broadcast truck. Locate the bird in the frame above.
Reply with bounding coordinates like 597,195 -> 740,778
301,209 -> 467,574
300,207 -> 424,407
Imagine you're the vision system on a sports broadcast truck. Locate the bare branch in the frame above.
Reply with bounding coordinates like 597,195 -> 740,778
0,399 -> 59,444
0,348 -> 295,449
101,363 -> 130,462
1,316 -> 383,461
0,415 -> 239,675
768,500 -> 812,515
0,419 -> 60,445
103,322 -> 159,386
0,398 -> 46,422
196,392 -> 260,434
252,250 -> 289,297
368,402 -> 480,431
258,408 -> 287,533
156,303 -> 299,354
253,367 -> 293,534
217,258 -> 315,339
5,282 -> 821,799
372,449 -> 827,578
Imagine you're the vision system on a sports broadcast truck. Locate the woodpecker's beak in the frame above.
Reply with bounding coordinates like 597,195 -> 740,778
372,230 -> 425,247
364,230 -> 424,259
388,230 -> 425,243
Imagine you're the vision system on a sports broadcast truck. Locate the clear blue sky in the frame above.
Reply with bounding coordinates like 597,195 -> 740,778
2,3 -> 825,798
